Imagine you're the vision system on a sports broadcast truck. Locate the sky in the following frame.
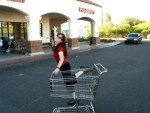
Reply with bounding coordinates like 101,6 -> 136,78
91,0 -> 150,24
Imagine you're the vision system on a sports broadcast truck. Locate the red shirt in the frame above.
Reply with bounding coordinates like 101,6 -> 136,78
52,46 -> 67,65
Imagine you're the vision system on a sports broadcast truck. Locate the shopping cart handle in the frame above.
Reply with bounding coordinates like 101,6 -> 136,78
94,63 -> 107,75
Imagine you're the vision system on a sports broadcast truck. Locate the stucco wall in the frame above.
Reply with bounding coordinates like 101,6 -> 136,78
50,19 -> 67,33
40,15 -> 50,43
0,8 -> 26,22
0,0 -> 102,44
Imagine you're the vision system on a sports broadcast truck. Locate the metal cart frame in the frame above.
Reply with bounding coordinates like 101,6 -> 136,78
50,63 -> 107,113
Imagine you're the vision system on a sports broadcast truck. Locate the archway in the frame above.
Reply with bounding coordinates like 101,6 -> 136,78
78,17 -> 100,45
0,5 -> 27,39
0,5 -> 28,53
41,12 -> 70,47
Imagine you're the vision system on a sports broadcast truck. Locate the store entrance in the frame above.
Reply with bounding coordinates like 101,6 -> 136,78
0,21 -> 27,54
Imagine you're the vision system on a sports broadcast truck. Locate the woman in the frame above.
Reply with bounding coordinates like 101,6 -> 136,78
52,27 -> 77,105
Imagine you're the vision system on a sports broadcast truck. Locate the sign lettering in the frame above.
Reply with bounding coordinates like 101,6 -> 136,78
79,7 -> 95,15
8,0 -> 25,3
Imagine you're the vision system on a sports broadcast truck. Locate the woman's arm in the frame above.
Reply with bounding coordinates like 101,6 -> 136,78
53,26 -> 58,39
53,52 -> 64,74
57,52 -> 64,68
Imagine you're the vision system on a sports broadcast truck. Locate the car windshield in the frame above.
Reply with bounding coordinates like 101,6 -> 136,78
128,34 -> 138,37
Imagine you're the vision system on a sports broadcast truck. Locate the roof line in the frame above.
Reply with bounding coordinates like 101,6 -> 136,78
77,0 -> 102,7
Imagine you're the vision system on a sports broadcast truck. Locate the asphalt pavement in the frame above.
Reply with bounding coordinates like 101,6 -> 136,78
0,41 -> 150,113
0,41 -> 122,68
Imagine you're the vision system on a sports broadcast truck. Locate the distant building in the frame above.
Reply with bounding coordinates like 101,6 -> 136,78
0,0 -> 102,55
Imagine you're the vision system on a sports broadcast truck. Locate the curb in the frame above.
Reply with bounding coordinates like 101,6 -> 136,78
0,41 -> 122,68
0,54 -> 51,68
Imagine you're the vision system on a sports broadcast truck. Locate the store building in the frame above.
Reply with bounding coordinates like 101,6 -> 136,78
0,0 -> 102,55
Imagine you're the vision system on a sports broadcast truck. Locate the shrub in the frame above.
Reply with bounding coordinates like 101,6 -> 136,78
100,39 -> 115,43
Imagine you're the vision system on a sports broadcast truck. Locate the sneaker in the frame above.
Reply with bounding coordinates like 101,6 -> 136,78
67,98 -> 77,105
6,49 -> 10,53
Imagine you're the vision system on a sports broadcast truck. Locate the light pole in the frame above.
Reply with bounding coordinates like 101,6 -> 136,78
116,25 -> 118,41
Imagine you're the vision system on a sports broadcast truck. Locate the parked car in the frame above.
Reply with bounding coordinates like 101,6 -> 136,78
124,33 -> 142,44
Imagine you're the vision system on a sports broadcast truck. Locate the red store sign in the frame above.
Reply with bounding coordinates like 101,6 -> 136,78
8,0 -> 25,3
79,7 -> 95,15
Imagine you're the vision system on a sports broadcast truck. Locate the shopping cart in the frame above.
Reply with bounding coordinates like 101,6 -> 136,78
50,63 -> 107,113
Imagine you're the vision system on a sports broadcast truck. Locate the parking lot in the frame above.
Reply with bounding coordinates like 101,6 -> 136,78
0,41 -> 150,113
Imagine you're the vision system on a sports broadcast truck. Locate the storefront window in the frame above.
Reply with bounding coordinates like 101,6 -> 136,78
24,23 -> 27,39
0,22 -> 2,37
20,23 -> 26,39
2,22 -> 8,37
40,23 -> 43,37
0,21 -> 27,40
8,22 -> 14,37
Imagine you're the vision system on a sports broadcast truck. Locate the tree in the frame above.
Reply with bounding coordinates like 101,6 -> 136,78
104,13 -> 111,23
99,13 -> 113,37
99,14 -> 148,38
114,16 -> 145,37
119,17 -> 145,26
134,21 -> 150,38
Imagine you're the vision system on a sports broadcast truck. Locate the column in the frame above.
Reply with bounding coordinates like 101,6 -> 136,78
90,22 -> 100,45
67,19 -> 79,49
25,16 -> 44,55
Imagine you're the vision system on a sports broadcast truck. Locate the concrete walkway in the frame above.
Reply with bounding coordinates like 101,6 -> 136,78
0,41 -> 122,68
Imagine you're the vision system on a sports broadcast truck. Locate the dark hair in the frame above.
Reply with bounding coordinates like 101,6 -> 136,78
53,33 -> 67,57
57,33 -> 66,42
51,30 -> 54,38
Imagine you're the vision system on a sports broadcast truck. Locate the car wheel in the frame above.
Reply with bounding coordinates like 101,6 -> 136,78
140,40 -> 142,43
137,40 -> 140,44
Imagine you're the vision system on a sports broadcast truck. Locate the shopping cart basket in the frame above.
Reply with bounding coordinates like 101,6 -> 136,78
50,63 -> 107,113
52,104 -> 95,113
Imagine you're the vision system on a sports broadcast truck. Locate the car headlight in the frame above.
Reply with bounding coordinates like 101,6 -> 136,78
134,39 -> 137,41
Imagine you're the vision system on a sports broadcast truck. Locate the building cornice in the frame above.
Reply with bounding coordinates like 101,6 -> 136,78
77,0 -> 102,7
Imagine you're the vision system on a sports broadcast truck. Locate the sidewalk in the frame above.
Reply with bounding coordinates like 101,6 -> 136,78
0,41 -> 122,68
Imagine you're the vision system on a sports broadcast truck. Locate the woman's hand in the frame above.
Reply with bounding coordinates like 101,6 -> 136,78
53,68 -> 60,75
53,26 -> 58,32
52,26 -> 58,39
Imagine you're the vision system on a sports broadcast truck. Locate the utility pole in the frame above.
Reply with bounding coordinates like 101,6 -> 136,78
116,25 -> 118,41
